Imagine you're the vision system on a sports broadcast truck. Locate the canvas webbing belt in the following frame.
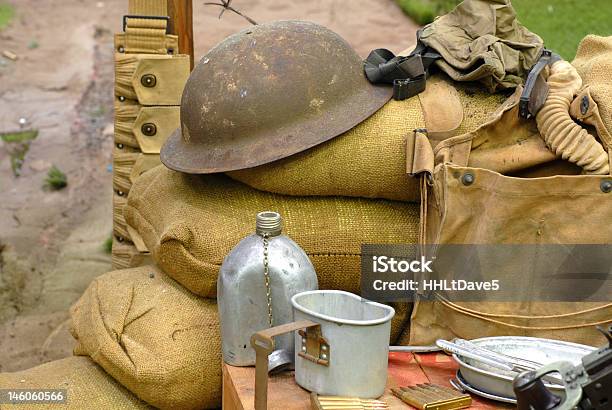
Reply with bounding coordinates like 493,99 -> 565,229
111,0 -> 188,260
116,0 -> 178,55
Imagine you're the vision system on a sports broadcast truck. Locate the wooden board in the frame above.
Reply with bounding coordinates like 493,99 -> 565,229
167,0 -> 194,69
222,352 -> 513,409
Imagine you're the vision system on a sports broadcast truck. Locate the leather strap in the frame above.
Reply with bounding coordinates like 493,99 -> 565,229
406,129 -> 434,177
406,129 -> 434,261
417,76 -> 463,141
365,49 -> 426,100
364,30 -> 441,100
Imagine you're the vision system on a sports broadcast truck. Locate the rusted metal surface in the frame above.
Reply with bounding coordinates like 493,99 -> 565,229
161,20 -> 392,174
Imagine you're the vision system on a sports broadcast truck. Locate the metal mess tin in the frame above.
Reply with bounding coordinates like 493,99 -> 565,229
453,336 -> 595,400
292,290 -> 395,398
251,290 -> 395,409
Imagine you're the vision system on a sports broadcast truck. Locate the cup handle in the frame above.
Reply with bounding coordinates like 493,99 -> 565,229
251,319 -> 319,410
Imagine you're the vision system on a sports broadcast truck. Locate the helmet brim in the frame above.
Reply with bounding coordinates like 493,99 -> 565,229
161,82 -> 392,174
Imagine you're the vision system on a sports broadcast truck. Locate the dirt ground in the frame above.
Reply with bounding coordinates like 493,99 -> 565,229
0,0 -> 417,372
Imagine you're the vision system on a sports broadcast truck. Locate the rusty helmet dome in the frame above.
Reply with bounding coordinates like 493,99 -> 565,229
161,20 -> 392,174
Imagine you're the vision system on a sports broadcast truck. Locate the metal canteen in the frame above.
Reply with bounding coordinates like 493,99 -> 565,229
218,212 -> 318,370
251,290 -> 396,410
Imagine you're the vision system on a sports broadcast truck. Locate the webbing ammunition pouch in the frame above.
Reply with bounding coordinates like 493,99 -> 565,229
112,1 -> 190,251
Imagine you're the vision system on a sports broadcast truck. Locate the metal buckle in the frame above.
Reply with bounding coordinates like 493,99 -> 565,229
122,15 -> 170,34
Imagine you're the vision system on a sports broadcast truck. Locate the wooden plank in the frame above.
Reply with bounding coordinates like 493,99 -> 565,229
224,364 -> 310,410
223,353 -> 429,409
224,353 -> 510,409
167,0 -> 194,69
223,363 -> 245,410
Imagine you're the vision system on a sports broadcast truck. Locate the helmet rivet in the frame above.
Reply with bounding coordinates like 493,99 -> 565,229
141,74 -> 157,88
141,123 -> 157,137
601,180 -> 612,193
461,173 -> 475,186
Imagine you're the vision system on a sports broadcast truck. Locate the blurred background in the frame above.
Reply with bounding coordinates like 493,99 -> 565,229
395,0 -> 612,59
0,0 -> 610,374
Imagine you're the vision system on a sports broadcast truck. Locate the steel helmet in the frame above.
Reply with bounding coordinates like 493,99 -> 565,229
161,20 -> 392,174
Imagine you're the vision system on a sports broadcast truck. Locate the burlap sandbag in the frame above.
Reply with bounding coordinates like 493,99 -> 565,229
70,265 -> 221,409
0,357 -> 151,409
227,75 -> 506,202
409,90 -> 612,347
124,165 -> 420,299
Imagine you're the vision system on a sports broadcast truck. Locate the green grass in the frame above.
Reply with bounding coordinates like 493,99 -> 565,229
395,0 -> 458,25
1,130 -> 38,176
512,0 -> 612,60
0,2 -> 14,30
1,130 -> 38,143
395,0 -> 612,59
44,165 -> 68,190
103,235 -> 113,254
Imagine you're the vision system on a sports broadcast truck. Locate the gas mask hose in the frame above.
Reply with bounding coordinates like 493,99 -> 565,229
536,60 -> 609,174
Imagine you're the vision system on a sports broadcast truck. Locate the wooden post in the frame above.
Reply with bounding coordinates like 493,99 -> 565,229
167,0 -> 194,70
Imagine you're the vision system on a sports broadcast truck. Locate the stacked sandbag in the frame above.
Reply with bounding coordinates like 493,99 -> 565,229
124,166 -> 421,298
124,166 -> 417,339
70,265 -> 222,410
0,357 -> 151,409
228,76 -> 507,202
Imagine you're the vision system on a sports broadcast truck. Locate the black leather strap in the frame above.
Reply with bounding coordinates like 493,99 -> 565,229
364,30 -> 441,101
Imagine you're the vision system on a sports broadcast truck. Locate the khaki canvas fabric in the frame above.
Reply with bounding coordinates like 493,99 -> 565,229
409,90 -> 612,347
114,54 -> 189,106
419,0 -> 543,92
572,35 -> 612,160
70,265 -> 221,409
228,75 -> 506,202
0,357 -> 151,409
